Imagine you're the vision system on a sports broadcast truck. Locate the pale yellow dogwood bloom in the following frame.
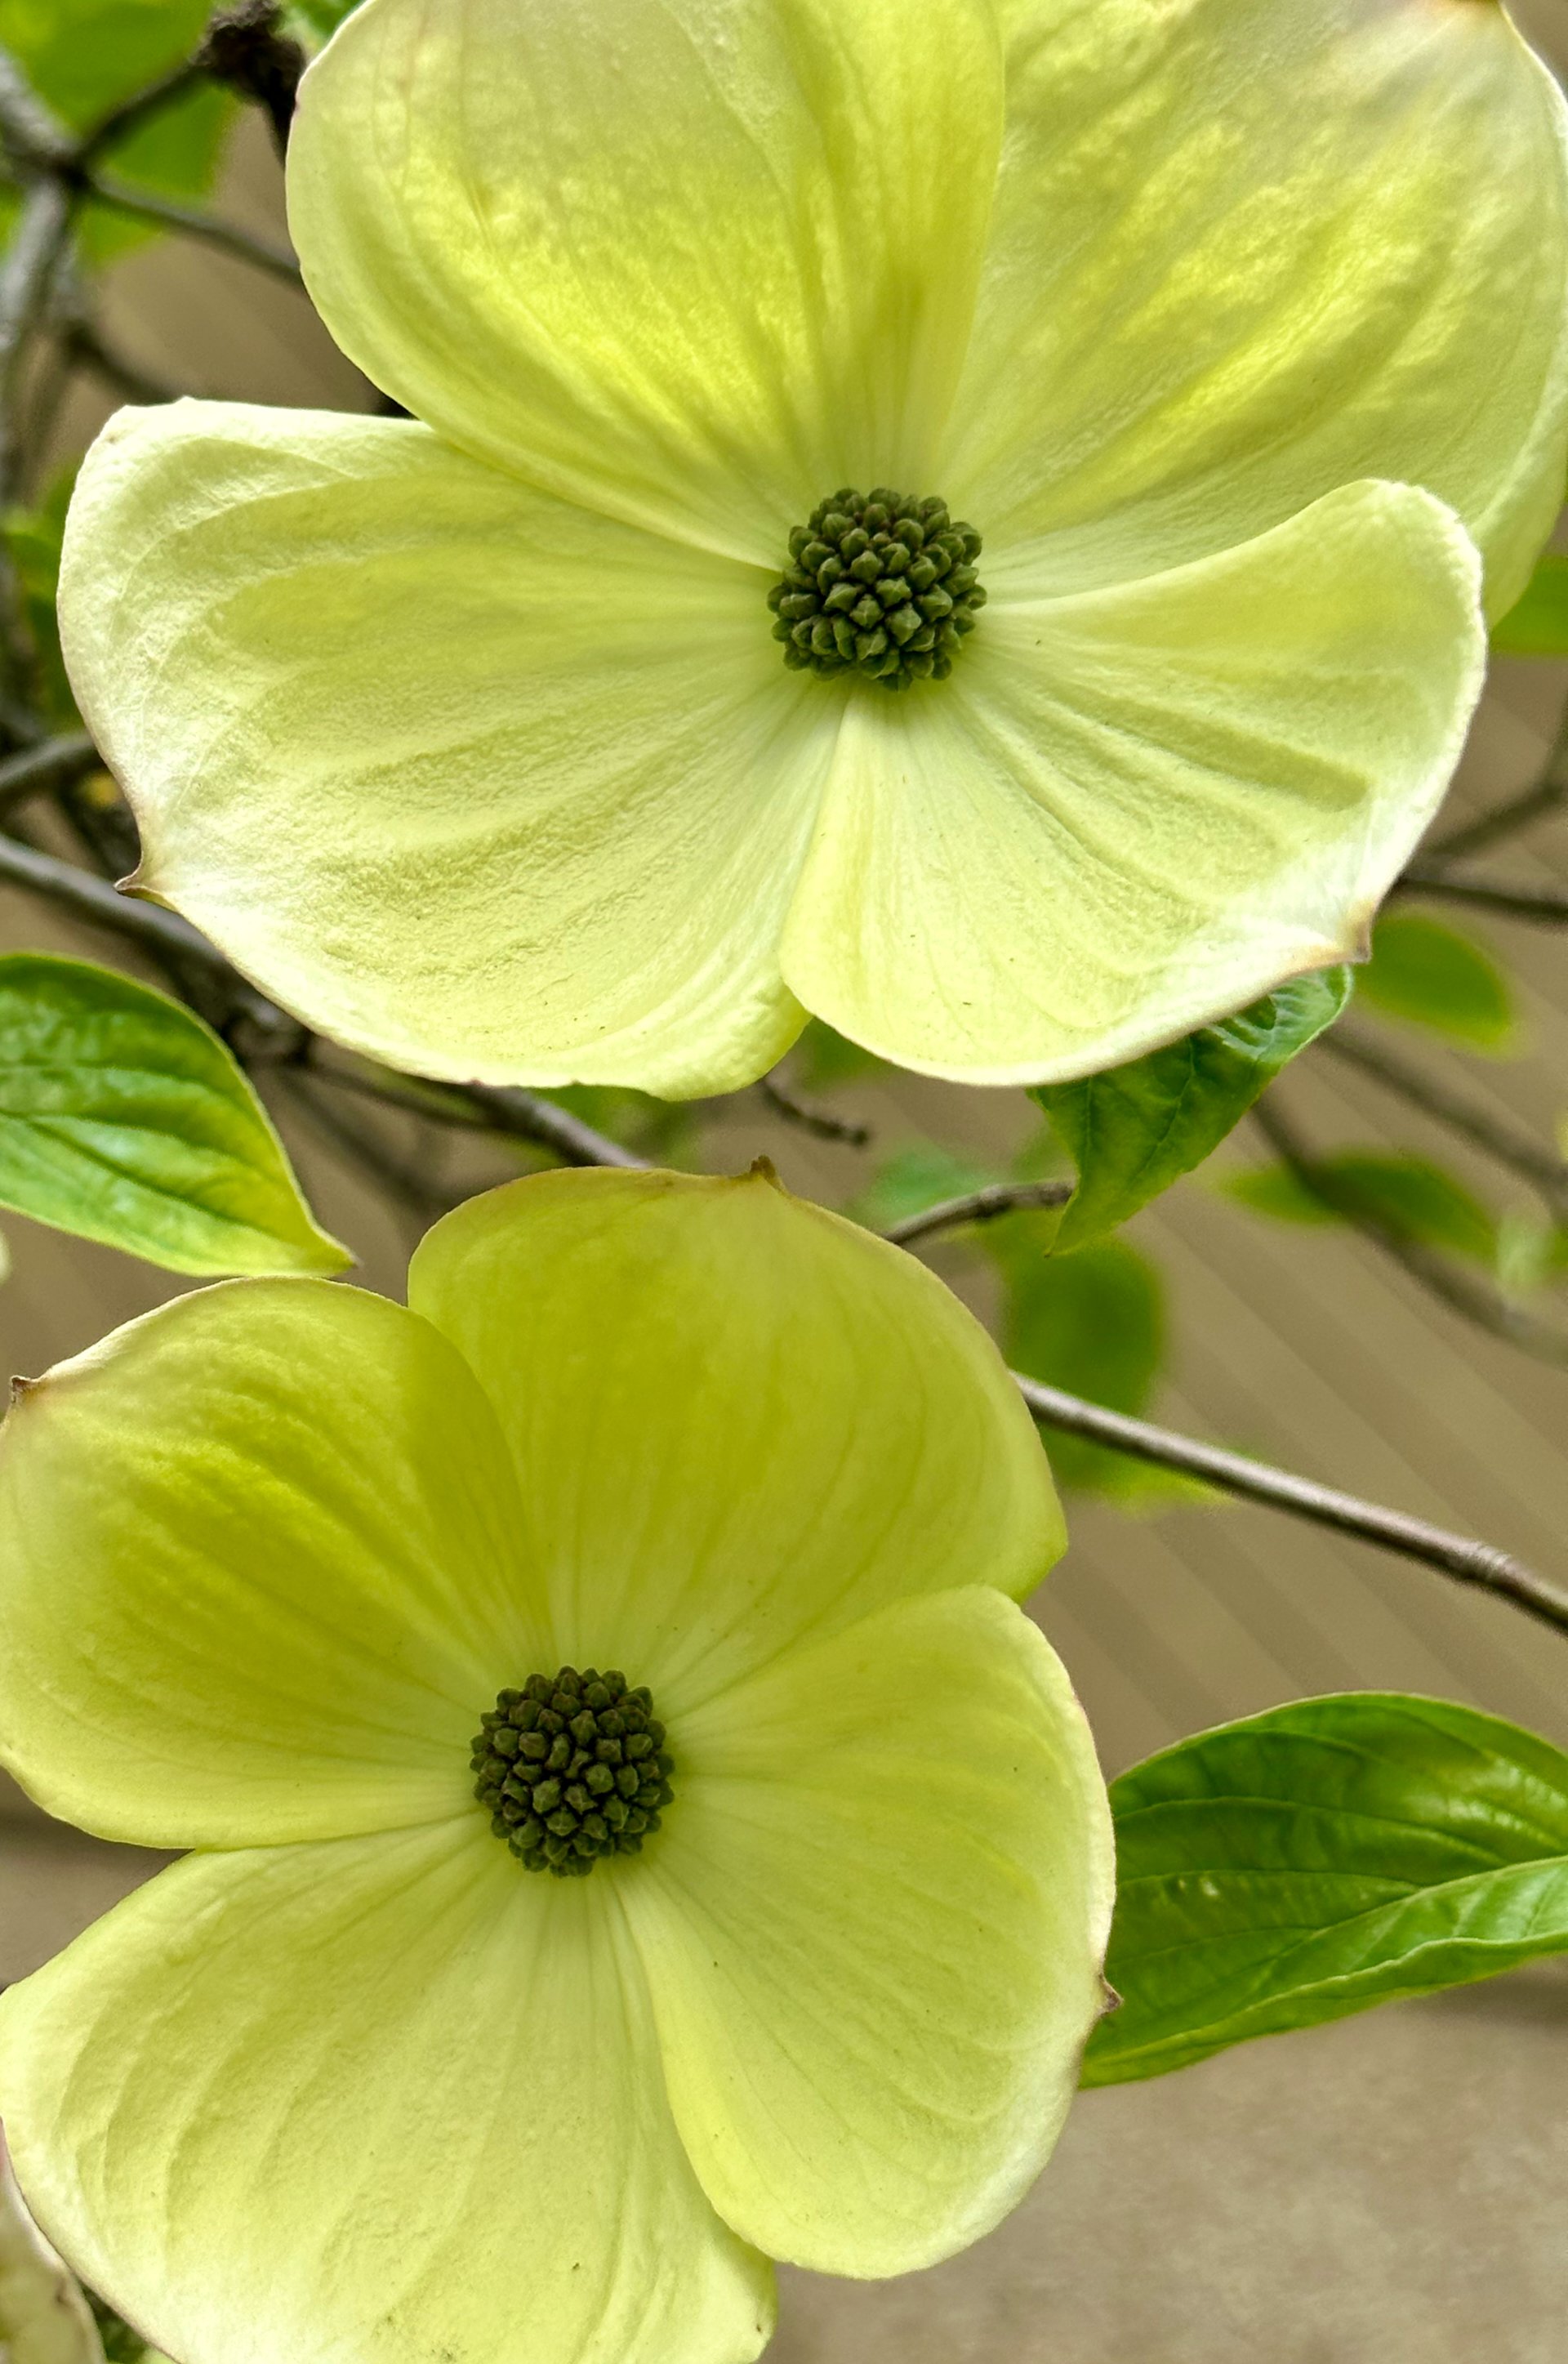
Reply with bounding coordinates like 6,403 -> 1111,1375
60,0 -> 1568,1092
0,1168 -> 1112,2364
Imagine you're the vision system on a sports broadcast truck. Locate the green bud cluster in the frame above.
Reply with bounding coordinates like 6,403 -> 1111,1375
768,488 -> 986,689
471,1666 -> 674,1878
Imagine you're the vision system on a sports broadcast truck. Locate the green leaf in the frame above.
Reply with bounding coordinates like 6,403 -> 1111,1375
846,1144 -> 996,1233
991,1230 -> 1200,1505
1490,550 -> 1568,656
1083,1694 -> 1568,2086
1033,969 -> 1350,1253
1356,912 -> 1518,1055
546,1082 -> 694,1163
0,954 -> 350,1276
0,0 -> 237,265
2,470 -> 78,731
1222,1151 -> 1497,1264
288,0 -> 362,35
790,1018 -> 884,1095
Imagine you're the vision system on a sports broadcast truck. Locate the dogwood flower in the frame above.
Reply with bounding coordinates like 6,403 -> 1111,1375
60,0 -> 1568,1092
0,1166 -> 1111,2364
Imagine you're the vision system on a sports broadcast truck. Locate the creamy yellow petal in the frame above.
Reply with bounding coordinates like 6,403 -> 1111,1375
60,403 -> 829,1095
782,482 -> 1485,1083
0,1825 -> 773,2364
408,1167 -> 1064,1715
621,1588 -> 1114,2275
0,1279 -> 538,1846
288,0 -> 1002,560
955,0 -> 1568,614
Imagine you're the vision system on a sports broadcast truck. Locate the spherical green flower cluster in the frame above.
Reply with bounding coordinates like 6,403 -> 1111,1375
768,490 -> 985,687
472,1665 -> 674,1876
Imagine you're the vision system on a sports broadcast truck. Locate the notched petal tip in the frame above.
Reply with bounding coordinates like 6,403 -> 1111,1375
114,864 -> 172,910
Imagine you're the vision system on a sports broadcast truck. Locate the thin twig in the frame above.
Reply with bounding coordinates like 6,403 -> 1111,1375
0,52 -> 71,173
60,314 -> 183,408
80,176 -> 301,283
6,818 -> 1565,1635
1315,1022 -> 1568,1220
0,836 -> 656,1169
1419,705 -> 1568,867
1013,1374 -> 1568,1639
1250,1096 -> 1568,1368
1394,865 -> 1568,926
881,1179 -> 1074,1247
457,1083 -> 651,1171
303,1053 -> 651,1173
0,731 -> 98,814
758,1071 -> 870,1147
0,830 -> 236,966
0,177 -> 74,701
76,62 -> 205,165
283,1070 -> 457,1222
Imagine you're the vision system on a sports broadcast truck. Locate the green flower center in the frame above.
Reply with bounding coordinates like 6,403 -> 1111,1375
470,1666 -> 675,1879
768,488 -> 987,689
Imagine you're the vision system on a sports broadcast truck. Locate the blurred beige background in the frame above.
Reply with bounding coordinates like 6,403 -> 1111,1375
6,11 -> 1568,2357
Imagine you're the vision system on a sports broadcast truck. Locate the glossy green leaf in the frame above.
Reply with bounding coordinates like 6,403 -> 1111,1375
1033,970 -> 1350,1253
0,0 -> 236,265
1490,551 -> 1568,656
1222,1152 -> 1497,1265
1356,912 -> 1517,1055
1084,1694 -> 1568,2086
990,1229 -> 1200,1505
0,954 -> 350,1276
847,1144 -> 997,1233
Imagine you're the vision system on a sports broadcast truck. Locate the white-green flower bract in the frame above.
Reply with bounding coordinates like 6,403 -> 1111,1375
0,1167 -> 1112,2364
60,0 -> 1568,1093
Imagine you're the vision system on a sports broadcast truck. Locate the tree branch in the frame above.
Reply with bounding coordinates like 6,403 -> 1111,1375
6,826 -> 1566,1636
0,51 -> 71,174
757,1070 -> 870,1147
305,1052 -> 653,1172
1013,1373 -> 1568,1639
0,731 -> 99,814
60,313 -> 183,408
78,176 -> 301,283
0,830 -> 238,967
1250,1095 -> 1568,1369
1313,1021 -> 1568,1220
881,1178 -> 1074,1247
1393,864 -> 1568,926
1416,704 -> 1568,868
0,836 -> 654,1171
75,61 -> 205,165
282,1069 -> 458,1223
